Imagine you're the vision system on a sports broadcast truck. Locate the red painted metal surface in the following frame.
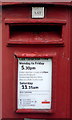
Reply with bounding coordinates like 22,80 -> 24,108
0,4 -> 2,120
70,6 -> 72,119
2,2 -> 71,119
1,1 -> 72,6
5,18 -> 67,23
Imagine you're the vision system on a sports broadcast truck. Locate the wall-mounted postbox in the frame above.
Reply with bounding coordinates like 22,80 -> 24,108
1,1 -> 71,119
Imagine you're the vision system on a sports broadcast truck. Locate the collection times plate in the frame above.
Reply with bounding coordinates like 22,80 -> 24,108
17,58 -> 52,109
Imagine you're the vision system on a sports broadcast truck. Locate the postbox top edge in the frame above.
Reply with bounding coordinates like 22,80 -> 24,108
1,1 -> 72,6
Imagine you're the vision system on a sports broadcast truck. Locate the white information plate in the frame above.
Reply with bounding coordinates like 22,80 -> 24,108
17,58 -> 52,110
32,7 -> 44,18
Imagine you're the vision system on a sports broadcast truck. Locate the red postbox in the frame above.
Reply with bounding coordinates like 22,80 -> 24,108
1,1 -> 71,119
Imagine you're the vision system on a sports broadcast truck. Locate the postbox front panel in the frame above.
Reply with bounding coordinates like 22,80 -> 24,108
2,4 -> 70,119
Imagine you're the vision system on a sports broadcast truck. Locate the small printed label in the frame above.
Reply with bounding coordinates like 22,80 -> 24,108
32,7 -> 44,18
